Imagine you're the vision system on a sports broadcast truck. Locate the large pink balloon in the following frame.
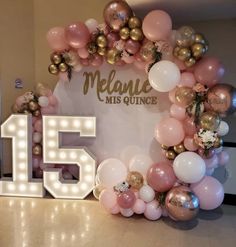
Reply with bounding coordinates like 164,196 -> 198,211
155,117 -> 185,146
46,27 -> 69,51
179,72 -> 196,87
117,189 -> 136,209
184,136 -> 198,151
142,10 -> 172,41
65,22 -> 90,49
147,162 -> 177,192
125,39 -> 141,55
194,57 -> 225,87
191,176 -> 224,210
170,104 -> 186,120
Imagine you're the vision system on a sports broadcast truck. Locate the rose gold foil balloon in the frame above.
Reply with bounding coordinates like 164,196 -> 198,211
103,0 -> 133,31
165,186 -> 199,221
207,84 -> 236,114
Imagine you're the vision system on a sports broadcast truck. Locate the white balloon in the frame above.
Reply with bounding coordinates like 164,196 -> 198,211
148,60 -> 181,92
129,154 -> 153,176
173,152 -> 206,183
139,185 -> 155,202
38,96 -> 49,107
33,132 -> 42,143
120,208 -> 134,217
97,158 -> 127,188
217,121 -> 229,136
85,18 -> 99,33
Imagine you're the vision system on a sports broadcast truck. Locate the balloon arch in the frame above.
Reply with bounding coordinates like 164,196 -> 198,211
13,0 -> 233,221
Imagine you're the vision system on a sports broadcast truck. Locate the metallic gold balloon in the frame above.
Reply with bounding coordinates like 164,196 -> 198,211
176,26 -> 195,47
28,101 -> 39,111
127,171 -> 144,190
119,27 -> 130,40
32,110 -> 41,117
103,0 -> 133,31
173,46 -> 181,57
58,63 -> 68,72
128,16 -> 141,29
194,33 -> 206,45
130,28 -> 143,41
191,43 -> 205,59
174,143 -> 185,154
175,86 -> 196,107
97,47 -> 107,56
96,35 -> 107,48
165,186 -> 199,221
199,111 -> 221,131
87,42 -> 97,54
93,185 -> 105,200
185,57 -> 196,67
139,41 -> 156,61
106,48 -> 121,64
50,53 -> 62,65
214,136 -> 223,148
48,64 -> 59,75
161,144 -> 169,150
177,47 -> 191,61
33,144 -> 42,156
165,149 -> 176,160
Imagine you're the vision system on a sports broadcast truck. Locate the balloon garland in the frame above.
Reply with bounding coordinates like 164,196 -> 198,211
10,0 -> 233,221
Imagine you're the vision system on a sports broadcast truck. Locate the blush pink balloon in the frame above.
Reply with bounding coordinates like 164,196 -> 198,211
91,54 -> 103,67
132,199 -> 146,214
179,72 -> 196,87
147,162 -> 177,192
170,104 -> 186,120
194,57 -> 225,87
110,204 -> 120,214
191,176 -> 224,210
218,151 -> 229,166
46,27 -> 69,51
125,39 -> 141,55
34,119 -> 42,132
117,189 -> 136,209
183,117 -> 197,136
204,155 -> 218,169
184,136 -> 198,151
99,189 -> 117,212
120,208 -> 134,217
77,47 -> 89,58
173,57 -> 186,71
122,55 -> 135,64
65,22 -> 90,49
155,117 -> 185,146
144,200 -> 162,220
107,32 -> 120,48
142,10 -> 172,41
168,87 -> 177,104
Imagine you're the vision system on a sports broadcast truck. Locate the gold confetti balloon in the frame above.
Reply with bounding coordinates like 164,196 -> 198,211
176,26 -> 196,47
175,86 -> 196,107
174,143 -> 185,154
199,111 -> 221,131
127,171 -> 144,190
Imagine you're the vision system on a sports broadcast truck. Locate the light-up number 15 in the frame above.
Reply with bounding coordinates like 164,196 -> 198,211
0,114 -> 96,199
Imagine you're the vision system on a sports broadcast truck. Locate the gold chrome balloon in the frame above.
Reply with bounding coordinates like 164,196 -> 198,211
177,47 -> 191,61
97,47 -> 107,56
140,41 -> 156,61
50,53 -> 62,64
191,43 -> 205,59
194,33 -> 206,45
28,101 -> 39,111
128,16 -> 141,29
173,46 -> 180,57
58,62 -> 68,72
165,149 -> 176,160
161,144 -> 169,150
48,64 -> 59,75
174,143 -> 185,154
96,35 -> 107,48
185,57 -> 196,67
119,27 -> 130,40
127,171 -> 144,190
106,48 -> 121,64
199,111 -> 221,131
33,144 -> 42,156
175,86 -> 196,107
130,28 -> 143,41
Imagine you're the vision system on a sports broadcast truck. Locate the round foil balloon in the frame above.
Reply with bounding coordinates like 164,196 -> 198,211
165,186 -> 199,221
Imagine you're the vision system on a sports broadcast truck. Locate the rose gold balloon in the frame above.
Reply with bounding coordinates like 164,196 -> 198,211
207,84 -> 236,114
103,0 -> 133,31
165,186 -> 199,221
175,86 -> 196,107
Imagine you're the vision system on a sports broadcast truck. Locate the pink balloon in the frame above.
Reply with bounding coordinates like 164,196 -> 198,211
147,162 -> 177,192
48,95 -> 58,106
91,54 -> 103,67
34,119 -> 42,132
155,117 -> 185,146
142,10 -> 172,41
179,72 -> 196,87
110,204 -> 120,214
120,208 -> 134,217
41,106 -> 57,115
122,55 -> 135,64
183,117 -> 197,136
194,57 -> 225,87
99,189 -> 117,212
173,57 -> 186,71
218,151 -> 229,166
117,189 -> 136,209
125,39 -> 141,55
168,87 -> 177,104
132,199 -> 146,214
144,200 -> 162,220
46,27 -> 69,51
184,136 -> 198,151
32,156 -> 41,169
204,155 -> 218,169
134,61 -> 146,70
191,176 -> 224,210
77,47 -> 89,58
107,32 -> 120,48
170,104 -> 186,120
65,22 -> 90,49
80,58 -> 90,66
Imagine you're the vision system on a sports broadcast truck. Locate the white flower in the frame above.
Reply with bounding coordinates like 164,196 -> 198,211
197,129 -> 217,149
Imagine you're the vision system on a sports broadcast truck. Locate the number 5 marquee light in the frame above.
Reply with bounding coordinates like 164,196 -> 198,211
0,114 -> 96,199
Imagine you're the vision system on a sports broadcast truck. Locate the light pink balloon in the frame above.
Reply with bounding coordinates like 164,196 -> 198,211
65,22 -> 90,49
194,57 -> 225,87
142,10 -> 172,41
144,200 -> 162,220
184,136 -> 198,151
218,151 -> 229,166
168,87 -> 177,104
34,119 -> 42,132
183,117 -> 197,136
77,47 -> 89,58
134,61 -> 146,70
120,208 -> 134,217
179,72 -> 196,87
110,204 -> 120,214
155,117 -> 185,146
122,55 -> 135,64
46,27 -> 69,51
80,58 -> 90,66
99,189 -> 117,212
204,155 -> 218,169
32,156 -> 41,169
91,54 -> 103,67
191,176 -> 224,210
132,199 -> 146,214
107,32 -> 120,48
170,104 -> 186,120
173,57 -> 186,71
125,39 -> 141,55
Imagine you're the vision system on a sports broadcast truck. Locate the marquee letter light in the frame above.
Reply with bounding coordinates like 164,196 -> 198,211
43,116 -> 96,199
0,114 -> 45,197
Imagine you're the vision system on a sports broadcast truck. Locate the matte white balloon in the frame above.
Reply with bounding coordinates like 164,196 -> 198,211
38,96 -> 49,107
139,185 -> 155,202
217,121 -> 229,136
148,60 -> 181,92
173,151 -> 206,183
129,154 -> 153,176
85,18 -> 99,33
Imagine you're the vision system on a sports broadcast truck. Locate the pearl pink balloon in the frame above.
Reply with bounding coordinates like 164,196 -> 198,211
173,57 -> 186,71
168,87 -> 177,104
46,27 -> 69,51
204,155 -> 218,169
183,117 -> 197,136
170,104 -> 186,120
33,132 -> 42,144
179,72 -> 196,87
184,136 -> 198,151
191,176 -> 224,210
99,189 -> 117,212
194,57 -> 225,87
91,54 -> 103,67
144,200 -> 162,220
117,189 -> 136,209
65,22 -> 90,49
120,208 -> 134,217
125,39 -> 141,55
107,32 -> 120,48
34,119 -> 42,132
85,18 -> 99,33
142,10 -> 172,41
218,151 -> 229,166
155,117 -> 185,146
132,199 -> 146,214
147,162 -> 177,192
77,47 -> 89,58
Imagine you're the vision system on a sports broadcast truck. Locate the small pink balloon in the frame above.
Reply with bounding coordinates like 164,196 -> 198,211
117,189 -> 136,209
77,47 -> 89,58
168,87 -> 177,104
65,22 -> 90,49
144,200 -> 162,220
204,155 -> 218,169
183,117 -> 197,136
91,54 -> 103,67
170,104 -> 186,120
99,189 -> 117,212
122,55 -> 135,64
32,156 -> 41,169
80,58 -> 90,66
125,39 -> 141,55
48,95 -> 58,106
134,61 -> 146,70
179,72 -> 196,87
120,208 -> 134,217
173,57 -> 186,71
218,151 -> 229,166
110,204 -> 120,214
184,136 -> 198,151
41,106 -> 57,115
107,32 -> 120,48
46,27 -> 69,51
155,117 -> 185,146
132,199 -> 146,214
73,63 -> 83,72
34,119 -> 42,132
59,72 -> 69,82
194,57 -> 225,87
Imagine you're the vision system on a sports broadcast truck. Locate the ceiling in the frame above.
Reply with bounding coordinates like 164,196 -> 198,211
127,0 -> 236,23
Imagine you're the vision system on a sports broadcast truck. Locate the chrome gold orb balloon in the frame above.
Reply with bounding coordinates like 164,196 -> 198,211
165,149 -> 176,160
58,62 -> 69,72
119,27 -> 130,40
128,16 -> 141,29
130,28 -> 143,41
185,57 -> 196,67
50,53 -> 62,64
174,143 -> 185,154
127,171 -> 144,190
48,64 -> 59,75
96,35 -> 107,48
177,47 -> 191,61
